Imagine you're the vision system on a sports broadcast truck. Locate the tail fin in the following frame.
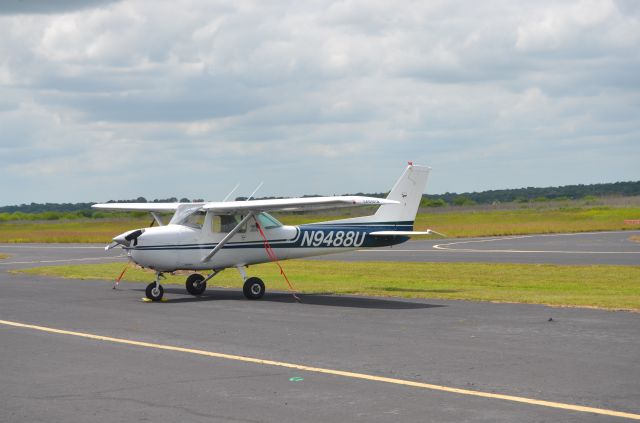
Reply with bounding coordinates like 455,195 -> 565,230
373,163 -> 430,223
312,163 -> 431,227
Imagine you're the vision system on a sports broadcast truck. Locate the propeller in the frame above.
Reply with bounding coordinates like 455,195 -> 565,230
105,228 -> 145,250
105,228 -> 145,289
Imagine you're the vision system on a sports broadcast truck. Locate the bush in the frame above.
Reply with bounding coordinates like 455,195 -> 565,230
41,212 -> 61,220
428,199 -> 447,207
420,198 -> 447,207
453,196 -> 476,206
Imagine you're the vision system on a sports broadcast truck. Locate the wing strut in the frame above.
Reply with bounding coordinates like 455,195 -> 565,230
201,213 -> 255,263
150,212 -> 165,226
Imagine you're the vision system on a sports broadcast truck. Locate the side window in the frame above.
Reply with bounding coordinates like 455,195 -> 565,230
211,215 -> 221,233
256,213 -> 282,229
220,215 -> 238,232
211,214 -> 247,233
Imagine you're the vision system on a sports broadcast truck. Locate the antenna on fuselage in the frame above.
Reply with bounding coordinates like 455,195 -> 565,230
246,182 -> 264,201
222,183 -> 240,202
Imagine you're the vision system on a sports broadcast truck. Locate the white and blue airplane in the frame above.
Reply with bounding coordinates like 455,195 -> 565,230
93,163 -> 436,301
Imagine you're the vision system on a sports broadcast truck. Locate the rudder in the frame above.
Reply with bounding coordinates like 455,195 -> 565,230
373,163 -> 431,223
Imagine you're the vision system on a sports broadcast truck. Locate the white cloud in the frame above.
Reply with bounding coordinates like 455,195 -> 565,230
0,0 -> 638,204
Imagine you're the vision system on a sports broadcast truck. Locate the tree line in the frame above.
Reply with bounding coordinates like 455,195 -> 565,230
423,180 -> 640,206
1,180 -> 638,217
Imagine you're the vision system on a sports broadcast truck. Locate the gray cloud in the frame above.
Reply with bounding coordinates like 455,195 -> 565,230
0,0 -> 119,15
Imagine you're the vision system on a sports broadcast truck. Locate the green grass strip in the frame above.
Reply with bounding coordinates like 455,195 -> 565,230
14,261 -> 640,311
1,206 -> 639,243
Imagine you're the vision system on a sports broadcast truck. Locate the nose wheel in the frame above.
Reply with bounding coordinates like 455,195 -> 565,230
145,272 -> 165,301
145,282 -> 164,301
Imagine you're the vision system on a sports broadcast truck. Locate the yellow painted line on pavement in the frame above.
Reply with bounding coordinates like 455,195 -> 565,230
1,318 -> 638,420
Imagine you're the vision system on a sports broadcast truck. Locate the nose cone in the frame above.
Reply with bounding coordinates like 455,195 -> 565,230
107,228 -> 145,250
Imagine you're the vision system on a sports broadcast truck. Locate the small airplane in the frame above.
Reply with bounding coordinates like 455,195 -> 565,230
93,163 -> 437,301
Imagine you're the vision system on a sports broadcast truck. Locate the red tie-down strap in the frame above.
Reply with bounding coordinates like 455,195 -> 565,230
255,221 -> 301,302
113,260 -> 131,289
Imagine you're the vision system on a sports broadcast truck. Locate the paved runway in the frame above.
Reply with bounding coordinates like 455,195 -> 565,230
1,232 -> 639,422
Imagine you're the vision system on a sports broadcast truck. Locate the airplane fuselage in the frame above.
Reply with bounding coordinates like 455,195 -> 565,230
127,220 -> 411,272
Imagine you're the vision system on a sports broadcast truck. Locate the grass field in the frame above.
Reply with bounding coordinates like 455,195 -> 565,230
282,207 -> 640,238
1,206 -> 639,243
15,260 -> 640,311
0,219 -> 151,243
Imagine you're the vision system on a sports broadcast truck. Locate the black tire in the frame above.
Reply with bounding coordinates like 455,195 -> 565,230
145,282 -> 164,301
186,273 -> 206,296
243,277 -> 265,300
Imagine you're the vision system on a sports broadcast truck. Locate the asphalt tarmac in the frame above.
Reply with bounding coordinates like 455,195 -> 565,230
0,232 -> 639,422
0,230 -> 638,270
327,230 -> 640,265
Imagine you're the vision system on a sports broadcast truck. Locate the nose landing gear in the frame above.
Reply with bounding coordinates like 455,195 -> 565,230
145,272 -> 165,301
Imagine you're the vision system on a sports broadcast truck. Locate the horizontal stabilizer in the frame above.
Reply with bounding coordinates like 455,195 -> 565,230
369,230 -> 445,237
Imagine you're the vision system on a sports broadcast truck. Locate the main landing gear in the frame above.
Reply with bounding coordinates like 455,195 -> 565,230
185,274 -> 206,295
237,266 -> 265,300
185,270 -> 222,296
144,268 -> 266,301
243,277 -> 265,300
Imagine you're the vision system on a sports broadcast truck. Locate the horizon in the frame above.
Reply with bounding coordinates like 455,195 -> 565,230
1,178 -> 638,208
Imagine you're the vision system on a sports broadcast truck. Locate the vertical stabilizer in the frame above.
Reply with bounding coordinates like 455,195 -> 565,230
373,163 -> 431,223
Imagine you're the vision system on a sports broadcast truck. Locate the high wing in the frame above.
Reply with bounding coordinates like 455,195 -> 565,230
91,203 -> 202,212
92,196 -> 397,214
203,196 -> 398,213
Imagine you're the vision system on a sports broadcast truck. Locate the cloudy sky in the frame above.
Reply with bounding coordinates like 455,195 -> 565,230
1,0 -> 638,205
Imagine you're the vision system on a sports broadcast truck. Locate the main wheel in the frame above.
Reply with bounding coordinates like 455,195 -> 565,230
243,277 -> 265,300
186,273 -> 206,296
145,282 -> 164,301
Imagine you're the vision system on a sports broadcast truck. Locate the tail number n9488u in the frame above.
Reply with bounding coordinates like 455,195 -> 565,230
301,230 -> 366,247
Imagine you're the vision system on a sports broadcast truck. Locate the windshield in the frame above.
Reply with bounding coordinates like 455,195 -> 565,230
256,212 -> 282,229
169,204 -> 205,227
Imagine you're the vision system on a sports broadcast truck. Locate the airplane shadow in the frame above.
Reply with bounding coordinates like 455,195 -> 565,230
132,287 -> 445,310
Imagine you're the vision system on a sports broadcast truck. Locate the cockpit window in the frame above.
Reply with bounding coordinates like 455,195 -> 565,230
169,204 -> 205,227
256,212 -> 282,229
